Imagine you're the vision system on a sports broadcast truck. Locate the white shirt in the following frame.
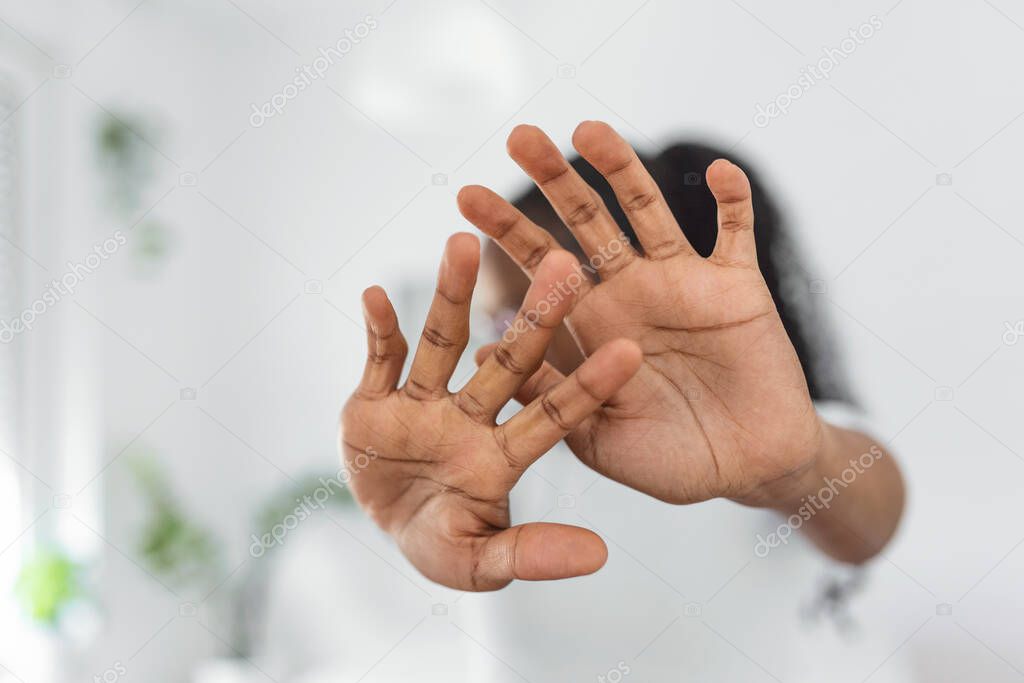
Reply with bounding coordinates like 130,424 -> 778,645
248,403 -> 916,683
460,401 -> 913,682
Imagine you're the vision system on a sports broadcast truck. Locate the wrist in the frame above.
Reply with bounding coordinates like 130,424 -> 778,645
746,415 -> 835,512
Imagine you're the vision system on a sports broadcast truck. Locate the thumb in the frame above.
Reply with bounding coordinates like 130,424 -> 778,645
472,522 -> 607,589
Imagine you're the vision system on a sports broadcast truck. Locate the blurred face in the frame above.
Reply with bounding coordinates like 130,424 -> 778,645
480,239 -> 585,375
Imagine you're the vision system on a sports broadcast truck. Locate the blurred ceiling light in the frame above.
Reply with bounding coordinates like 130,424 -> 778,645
348,7 -> 529,133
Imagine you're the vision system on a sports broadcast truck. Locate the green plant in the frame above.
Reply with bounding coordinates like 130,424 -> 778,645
94,114 -> 174,271
96,116 -> 156,212
129,456 -> 219,585
14,548 -> 83,627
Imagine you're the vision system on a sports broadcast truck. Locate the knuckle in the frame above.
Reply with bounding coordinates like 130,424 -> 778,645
642,240 -> 687,260
367,348 -> 400,365
374,325 -> 400,341
367,334 -> 407,364
541,394 -> 572,431
492,212 -> 520,238
493,345 -> 525,375
522,244 -> 550,271
602,156 -> 634,179
538,165 -> 570,186
454,390 -> 489,422
435,287 -> 464,306
421,325 -> 459,350
708,254 -> 751,269
404,378 -> 444,401
495,427 -> 524,470
565,197 -> 602,228
719,218 -> 752,233
719,206 -> 753,233
367,350 -> 389,365
622,190 -> 658,214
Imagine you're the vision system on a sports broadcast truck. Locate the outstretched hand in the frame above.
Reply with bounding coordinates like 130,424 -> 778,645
340,233 -> 642,590
459,122 -> 824,507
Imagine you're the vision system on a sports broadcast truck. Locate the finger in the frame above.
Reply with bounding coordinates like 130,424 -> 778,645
496,338 -> 642,468
473,522 -> 607,588
571,120 -> 692,259
404,233 -> 479,399
506,124 -> 637,278
356,286 -> 408,399
475,342 -> 565,406
457,185 -> 568,282
456,250 -> 582,422
707,159 -> 758,267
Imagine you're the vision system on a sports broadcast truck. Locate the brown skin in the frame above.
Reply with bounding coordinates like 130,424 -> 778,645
341,122 -> 904,592
341,233 -> 643,591
460,121 -> 904,565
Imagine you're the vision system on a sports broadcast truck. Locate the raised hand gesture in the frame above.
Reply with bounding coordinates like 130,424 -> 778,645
341,233 -> 641,590
458,122 -> 823,508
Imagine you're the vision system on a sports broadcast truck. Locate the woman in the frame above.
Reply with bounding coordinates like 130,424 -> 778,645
341,121 -> 906,680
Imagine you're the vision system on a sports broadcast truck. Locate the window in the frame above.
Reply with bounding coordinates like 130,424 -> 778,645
0,68 -> 26,633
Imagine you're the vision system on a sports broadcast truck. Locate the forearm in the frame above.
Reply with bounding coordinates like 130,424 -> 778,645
764,420 -> 905,564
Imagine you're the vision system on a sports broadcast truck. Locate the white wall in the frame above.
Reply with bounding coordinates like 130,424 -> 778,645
1,0 -> 1023,681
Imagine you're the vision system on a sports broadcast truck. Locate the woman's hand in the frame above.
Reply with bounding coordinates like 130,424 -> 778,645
340,233 -> 642,590
458,122 -> 824,508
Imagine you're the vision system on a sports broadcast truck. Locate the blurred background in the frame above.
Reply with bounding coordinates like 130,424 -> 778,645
1,0 -> 1023,681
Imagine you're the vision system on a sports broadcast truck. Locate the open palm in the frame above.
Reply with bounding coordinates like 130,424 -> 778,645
341,234 -> 641,590
459,122 -> 824,505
